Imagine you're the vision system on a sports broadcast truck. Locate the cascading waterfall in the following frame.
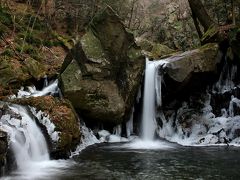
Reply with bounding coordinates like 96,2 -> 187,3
141,60 -> 157,140
141,59 -> 168,141
124,59 -> 172,149
0,105 -> 49,170
1,79 -> 76,179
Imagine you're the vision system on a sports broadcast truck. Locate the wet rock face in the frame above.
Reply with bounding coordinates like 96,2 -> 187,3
158,43 -> 219,105
59,7 -> 145,125
11,96 -> 80,159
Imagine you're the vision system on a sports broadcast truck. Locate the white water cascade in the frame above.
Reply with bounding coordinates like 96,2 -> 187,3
1,80 -> 77,179
141,61 -> 156,140
0,105 -> 49,171
124,59 -> 173,149
141,59 -> 168,141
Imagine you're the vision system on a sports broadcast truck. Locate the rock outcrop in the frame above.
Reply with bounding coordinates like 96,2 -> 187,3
158,43 -> 220,105
59,7 -> 145,125
155,43 -> 221,136
164,43 -> 219,82
136,38 -> 175,59
156,42 -> 240,146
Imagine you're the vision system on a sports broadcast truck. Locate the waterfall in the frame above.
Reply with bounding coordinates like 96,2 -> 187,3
0,105 -> 49,170
141,60 -> 157,140
141,59 -> 168,141
32,79 -> 58,97
1,81 -> 77,179
124,59 -> 173,149
214,62 -> 237,94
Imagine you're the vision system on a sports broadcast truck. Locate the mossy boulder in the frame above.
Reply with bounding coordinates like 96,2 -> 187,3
163,43 -> 219,82
157,43 -> 220,108
10,96 -> 80,158
59,7 -> 145,125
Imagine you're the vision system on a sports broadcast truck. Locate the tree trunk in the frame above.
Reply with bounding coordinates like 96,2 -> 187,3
188,0 -> 215,31
191,10 -> 203,39
231,0 -> 236,25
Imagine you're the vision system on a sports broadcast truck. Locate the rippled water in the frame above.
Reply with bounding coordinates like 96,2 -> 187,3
3,141 -> 240,180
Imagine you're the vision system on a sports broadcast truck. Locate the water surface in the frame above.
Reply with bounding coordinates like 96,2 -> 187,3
4,142 -> 240,180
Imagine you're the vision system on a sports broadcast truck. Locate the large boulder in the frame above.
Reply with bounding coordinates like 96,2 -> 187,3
59,7 -> 145,125
164,43 -> 219,82
158,43 -> 220,105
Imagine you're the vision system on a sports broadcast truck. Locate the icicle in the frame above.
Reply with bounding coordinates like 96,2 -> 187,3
126,108 -> 134,137
113,124 -> 122,136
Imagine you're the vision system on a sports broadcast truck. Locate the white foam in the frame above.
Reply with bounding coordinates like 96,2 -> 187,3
123,139 -> 174,149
